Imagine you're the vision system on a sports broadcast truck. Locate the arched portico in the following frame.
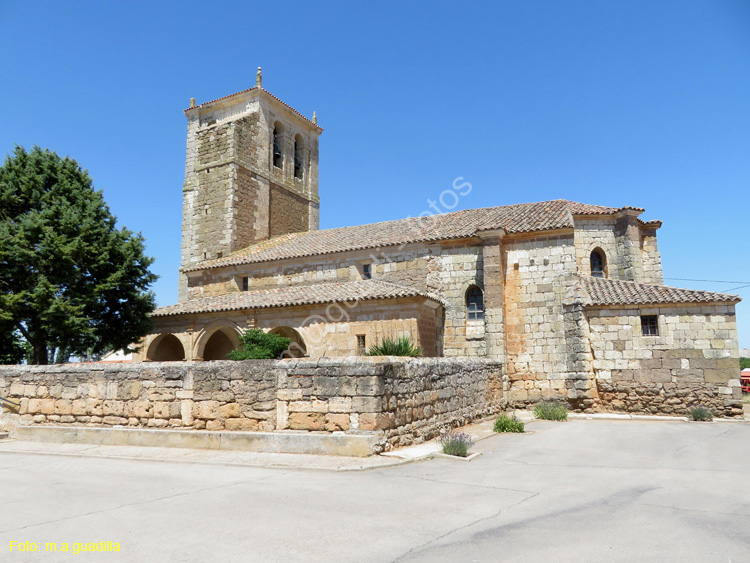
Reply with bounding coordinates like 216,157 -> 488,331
269,326 -> 308,358
194,324 -> 241,361
146,334 -> 186,362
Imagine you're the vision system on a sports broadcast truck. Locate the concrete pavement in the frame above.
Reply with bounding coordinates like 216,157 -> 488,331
0,419 -> 748,562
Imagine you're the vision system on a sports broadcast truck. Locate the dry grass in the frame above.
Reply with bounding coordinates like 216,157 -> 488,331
743,394 -> 750,405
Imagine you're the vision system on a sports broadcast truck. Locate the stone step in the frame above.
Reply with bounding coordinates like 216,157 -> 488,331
13,426 -> 380,457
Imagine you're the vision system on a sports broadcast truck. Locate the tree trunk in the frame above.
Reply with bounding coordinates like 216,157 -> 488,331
33,341 -> 48,365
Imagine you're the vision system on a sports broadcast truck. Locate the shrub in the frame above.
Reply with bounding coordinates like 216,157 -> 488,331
534,401 -> 568,421
227,329 -> 291,360
688,406 -> 713,421
440,431 -> 474,457
365,336 -> 422,357
741,357 -> 750,370
493,413 -> 525,433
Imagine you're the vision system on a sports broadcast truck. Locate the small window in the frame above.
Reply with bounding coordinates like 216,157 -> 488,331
466,285 -> 484,321
356,334 -> 366,354
272,126 -> 283,168
242,277 -> 249,292
641,315 -> 658,336
294,135 -> 303,179
362,264 -> 372,280
590,249 -> 606,278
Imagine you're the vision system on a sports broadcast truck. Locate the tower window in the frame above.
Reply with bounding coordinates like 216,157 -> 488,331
466,285 -> 484,320
362,264 -> 372,280
294,135 -> 303,179
641,315 -> 659,336
242,277 -> 249,291
590,249 -> 606,278
273,126 -> 283,169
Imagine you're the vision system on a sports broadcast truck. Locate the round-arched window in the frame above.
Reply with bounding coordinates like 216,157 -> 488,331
590,249 -> 606,278
466,285 -> 484,320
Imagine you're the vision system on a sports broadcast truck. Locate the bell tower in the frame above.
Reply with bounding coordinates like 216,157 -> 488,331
178,69 -> 322,301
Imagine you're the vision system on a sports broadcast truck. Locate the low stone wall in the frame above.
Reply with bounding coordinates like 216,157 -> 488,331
0,357 -> 505,451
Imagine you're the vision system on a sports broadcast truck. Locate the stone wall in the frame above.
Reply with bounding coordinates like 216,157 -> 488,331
588,304 -> 743,417
0,358 -> 505,451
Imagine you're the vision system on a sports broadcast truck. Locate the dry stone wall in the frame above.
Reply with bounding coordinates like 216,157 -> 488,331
0,358 -> 505,451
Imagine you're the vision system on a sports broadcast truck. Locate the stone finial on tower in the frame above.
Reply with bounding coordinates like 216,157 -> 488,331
312,111 -> 317,125
189,97 -> 196,108
256,67 -> 262,89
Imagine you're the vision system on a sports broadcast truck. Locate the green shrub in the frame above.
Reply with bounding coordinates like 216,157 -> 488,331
493,414 -> 525,433
227,329 -> 291,360
365,336 -> 422,357
741,357 -> 750,370
688,406 -> 713,421
440,431 -> 474,457
534,401 -> 568,421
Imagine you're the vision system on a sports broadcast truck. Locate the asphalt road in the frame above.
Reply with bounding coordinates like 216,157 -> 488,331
0,419 -> 748,562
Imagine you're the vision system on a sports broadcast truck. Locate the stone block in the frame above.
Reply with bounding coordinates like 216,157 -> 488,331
153,402 -> 171,419
219,403 -> 241,419
328,396 -> 352,413
351,397 -> 383,413
193,400 -> 220,420
325,413 -> 350,431
54,399 -> 73,415
206,420 -> 224,431
27,399 -> 43,414
288,412 -> 325,431
359,413 -> 393,431
225,418 -> 259,431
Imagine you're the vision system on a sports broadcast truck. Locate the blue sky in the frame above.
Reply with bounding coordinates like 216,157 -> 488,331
1,0 -> 749,347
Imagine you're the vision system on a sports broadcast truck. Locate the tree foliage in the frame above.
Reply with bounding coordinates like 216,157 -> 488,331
741,357 -> 750,370
0,146 -> 157,364
227,329 -> 291,360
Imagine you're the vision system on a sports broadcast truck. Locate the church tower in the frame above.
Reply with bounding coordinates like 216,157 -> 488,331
178,69 -> 322,301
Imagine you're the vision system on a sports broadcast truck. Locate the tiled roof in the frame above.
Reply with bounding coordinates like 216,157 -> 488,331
188,199 -> 635,272
152,280 -> 441,318
579,276 -> 741,306
184,87 -> 322,131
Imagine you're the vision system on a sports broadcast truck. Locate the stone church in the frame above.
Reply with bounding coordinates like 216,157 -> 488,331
134,73 -> 742,411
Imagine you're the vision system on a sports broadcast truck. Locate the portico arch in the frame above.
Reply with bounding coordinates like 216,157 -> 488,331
269,326 -> 308,358
146,334 -> 186,362
194,324 -> 241,361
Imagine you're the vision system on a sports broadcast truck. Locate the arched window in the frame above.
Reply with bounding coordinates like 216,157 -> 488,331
146,334 -> 185,362
294,135 -> 303,179
590,249 -> 606,278
272,125 -> 283,169
466,285 -> 484,320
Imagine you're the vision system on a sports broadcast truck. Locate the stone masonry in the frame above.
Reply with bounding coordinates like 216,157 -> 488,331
0,358 -> 505,450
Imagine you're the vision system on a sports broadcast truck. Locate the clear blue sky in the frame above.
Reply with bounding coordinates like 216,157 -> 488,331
1,1 -> 749,347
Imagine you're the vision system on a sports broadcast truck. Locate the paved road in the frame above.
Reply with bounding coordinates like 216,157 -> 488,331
0,420 -> 748,562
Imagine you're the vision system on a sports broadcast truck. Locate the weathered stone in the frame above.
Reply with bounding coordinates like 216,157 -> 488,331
288,412 -> 325,431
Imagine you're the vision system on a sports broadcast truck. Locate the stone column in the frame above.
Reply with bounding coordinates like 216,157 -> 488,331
562,279 -> 599,412
480,230 -> 506,361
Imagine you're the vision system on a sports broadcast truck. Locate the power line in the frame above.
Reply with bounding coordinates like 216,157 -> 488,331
721,283 -> 750,293
664,277 -> 750,285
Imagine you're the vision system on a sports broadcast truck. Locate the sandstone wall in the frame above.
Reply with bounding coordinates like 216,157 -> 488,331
0,358 -> 505,451
588,304 -> 743,417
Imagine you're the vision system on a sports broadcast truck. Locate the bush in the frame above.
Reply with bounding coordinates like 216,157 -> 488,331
741,357 -> 750,370
534,401 -> 568,421
440,431 -> 474,457
365,336 -> 422,357
227,329 -> 291,360
688,406 -> 713,421
493,413 -> 525,433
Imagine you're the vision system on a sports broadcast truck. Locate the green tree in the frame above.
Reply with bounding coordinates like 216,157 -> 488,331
0,146 -> 157,364
741,357 -> 750,370
0,326 -> 25,365
227,329 -> 291,360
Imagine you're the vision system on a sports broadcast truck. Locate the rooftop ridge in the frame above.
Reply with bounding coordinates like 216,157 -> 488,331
184,199 -> 649,272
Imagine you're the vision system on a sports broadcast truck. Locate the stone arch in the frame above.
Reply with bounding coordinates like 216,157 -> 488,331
293,134 -> 304,179
269,326 -> 308,358
194,324 -> 241,361
272,121 -> 285,169
146,334 -> 186,362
